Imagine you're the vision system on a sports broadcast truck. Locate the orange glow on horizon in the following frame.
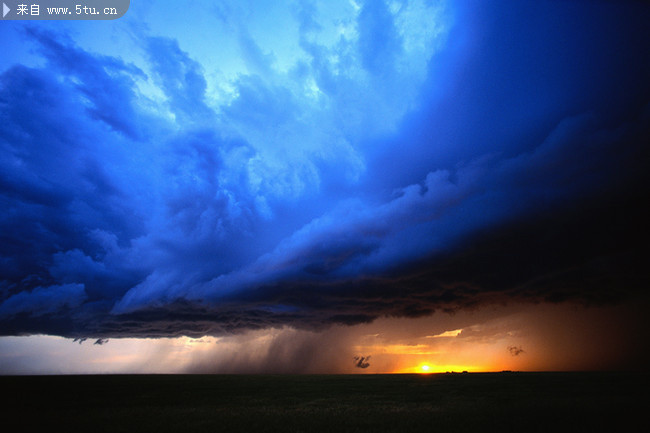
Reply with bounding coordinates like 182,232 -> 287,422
393,363 -> 490,374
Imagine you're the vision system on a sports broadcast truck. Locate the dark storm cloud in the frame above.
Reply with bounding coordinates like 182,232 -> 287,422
357,0 -> 401,75
24,28 -> 146,139
146,37 -> 213,123
0,29 -> 161,331
1,1 -> 649,339
508,346 -> 524,357
0,284 -> 86,317
0,60 -> 147,300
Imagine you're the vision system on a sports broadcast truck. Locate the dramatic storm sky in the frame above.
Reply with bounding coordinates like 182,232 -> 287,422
1,0 -> 649,374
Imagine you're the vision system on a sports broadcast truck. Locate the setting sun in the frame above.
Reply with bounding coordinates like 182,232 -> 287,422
420,365 -> 431,373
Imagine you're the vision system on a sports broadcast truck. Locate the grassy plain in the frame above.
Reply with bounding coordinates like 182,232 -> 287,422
1,372 -> 645,432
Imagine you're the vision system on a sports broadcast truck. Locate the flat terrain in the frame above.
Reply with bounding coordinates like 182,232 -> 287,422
1,372 -> 646,432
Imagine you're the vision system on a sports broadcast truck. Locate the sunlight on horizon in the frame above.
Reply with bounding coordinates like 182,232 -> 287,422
395,364 -> 486,374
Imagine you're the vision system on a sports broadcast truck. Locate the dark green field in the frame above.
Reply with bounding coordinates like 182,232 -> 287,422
1,372 -> 646,432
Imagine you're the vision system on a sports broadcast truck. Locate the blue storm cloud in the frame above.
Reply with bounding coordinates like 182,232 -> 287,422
0,0 -> 649,337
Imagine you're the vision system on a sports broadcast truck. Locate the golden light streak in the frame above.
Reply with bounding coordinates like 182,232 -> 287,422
426,329 -> 462,338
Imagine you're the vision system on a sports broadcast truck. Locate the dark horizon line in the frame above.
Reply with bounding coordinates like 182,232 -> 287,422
1,370 -> 646,377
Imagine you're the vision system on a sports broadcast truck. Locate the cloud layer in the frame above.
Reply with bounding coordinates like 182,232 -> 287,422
1,0 -> 649,339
